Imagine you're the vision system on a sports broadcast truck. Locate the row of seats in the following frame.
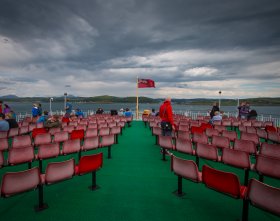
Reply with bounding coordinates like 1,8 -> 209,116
158,135 -> 280,185
0,153 -> 103,211
0,134 -> 115,169
0,122 -> 125,138
170,154 -> 280,220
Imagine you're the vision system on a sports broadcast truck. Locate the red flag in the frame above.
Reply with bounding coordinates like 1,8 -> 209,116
138,79 -> 155,88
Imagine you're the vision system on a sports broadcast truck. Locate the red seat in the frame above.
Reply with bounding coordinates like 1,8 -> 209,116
240,132 -> 259,146
70,129 -> 85,140
177,130 -> 191,140
81,137 -> 99,151
191,126 -> 204,134
48,127 -> 61,135
265,125 -> 277,132
99,127 -> 110,136
0,131 -> 8,139
99,134 -> 115,159
8,128 -> 19,137
61,139 -> 81,155
1,167 -> 40,197
171,154 -> 202,196
175,138 -> 195,155
12,135 -> 32,149
36,143 -> 60,160
205,128 -> 219,138
196,143 -> 221,167
34,133 -> 52,146
0,138 -> 9,151
19,126 -> 29,135
242,179 -> 280,220
75,153 -> 103,190
253,154 -> 280,181
222,148 -> 251,185
234,139 -> 257,155
192,133 -> 208,145
41,158 -> 75,185
32,128 -> 48,138
202,165 -> 247,199
267,131 -> 280,143
211,135 -> 230,149
0,151 -> 4,168
221,130 -> 237,142
53,131 -> 69,143
259,143 -> 280,159
8,146 -> 35,166
110,126 -> 121,144
256,128 -> 267,140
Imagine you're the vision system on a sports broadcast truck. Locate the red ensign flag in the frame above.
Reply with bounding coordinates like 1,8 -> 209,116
138,79 -> 155,88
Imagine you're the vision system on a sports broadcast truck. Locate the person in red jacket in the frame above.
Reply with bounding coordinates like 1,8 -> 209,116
159,97 -> 175,136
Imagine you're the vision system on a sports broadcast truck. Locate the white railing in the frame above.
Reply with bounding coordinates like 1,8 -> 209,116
16,110 -> 280,127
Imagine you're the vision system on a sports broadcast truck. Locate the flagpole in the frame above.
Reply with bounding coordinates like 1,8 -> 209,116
136,77 -> 139,119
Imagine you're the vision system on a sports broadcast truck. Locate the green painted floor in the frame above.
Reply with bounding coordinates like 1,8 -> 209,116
0,121 -> 279,221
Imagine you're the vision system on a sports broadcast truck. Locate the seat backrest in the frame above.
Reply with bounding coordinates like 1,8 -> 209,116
8,128 -> 19,137
202,165 -> 243,199
171,154 -> 201,183
196,143 -> 219,161
76,153 -> 103,175
255,155 -> 280,179
211,135 -> 230,149
43,158 -> 75,185
70,129 -> 85,140
12,135 -> 32,149
222,148 -> 251,169
221,130 -> 237,141
158,135 -> 173,149
152,126 -> 162,136
191,126 -> 204,134
53,131 -> 69,143
214,125 -> 226,133
265,125 -> 277,132
99,127 -> 110,136
48,127 -> 61,135
100,134 -> 115,147
267,131 -> 280,143
0,131 -> 8,139
246,126 -> 257,134
256,128 -> 267,139
177,130 -> 191,140
175,138 -> 194,155
82,137 -> 99,150
240,132 -> 259,146
37,143 -> 60,160
8,146 -> 34,165
34,133 -> 52,146
62,139 -> 81,155
19,126 -> 29,135
1,167 -> 40,197
0,138 -> 9,151
0,151 -> 4,168
63,125 -> 75,133
234,139 -> 257,154
32,128 -> 47,138
192,133 -> 208,144
85,128 -> 98,138
110,126 -> 121,135
205,128 -> 219,137
260,143 -> 280,159
247,178 -> 280,217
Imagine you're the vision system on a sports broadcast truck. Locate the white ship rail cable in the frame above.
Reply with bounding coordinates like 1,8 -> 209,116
16,110 -> 280,127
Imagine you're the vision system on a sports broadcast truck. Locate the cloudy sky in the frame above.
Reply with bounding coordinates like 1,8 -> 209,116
0,0 -> 280,99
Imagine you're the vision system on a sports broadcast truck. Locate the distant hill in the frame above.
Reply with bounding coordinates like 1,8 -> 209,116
0,95 -> 280,106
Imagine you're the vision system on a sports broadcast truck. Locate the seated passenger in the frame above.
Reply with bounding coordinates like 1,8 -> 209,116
124,108 -> 133,127
75,108 -> 84,118
44,115 -> 61,128
5,113 -> 19,128
209,111 -> 222,125
0,113 -> 10,131
37,111 -> 49,123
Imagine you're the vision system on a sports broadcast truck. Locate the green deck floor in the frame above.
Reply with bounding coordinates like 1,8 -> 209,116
0,121 -> 280,221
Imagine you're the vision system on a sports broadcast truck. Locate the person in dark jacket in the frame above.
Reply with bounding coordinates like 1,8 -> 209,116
210,102 -> 220,118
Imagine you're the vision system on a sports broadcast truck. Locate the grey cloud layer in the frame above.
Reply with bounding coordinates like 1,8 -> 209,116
0,0 -> 280,98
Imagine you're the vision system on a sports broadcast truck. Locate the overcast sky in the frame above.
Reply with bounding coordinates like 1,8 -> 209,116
0,0 -> 280,99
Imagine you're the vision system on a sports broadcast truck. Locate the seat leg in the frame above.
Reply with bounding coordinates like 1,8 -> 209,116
244,169 -> 249,186
161,148 -> 167,161
242,199 -> 249,221
173,176 -> 185,197
108,146 -> 112,159
35,185 -> 48,212
88,171 -> 100,190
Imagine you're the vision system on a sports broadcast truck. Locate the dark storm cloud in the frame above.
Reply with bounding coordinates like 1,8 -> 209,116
0,0 -> 280,98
